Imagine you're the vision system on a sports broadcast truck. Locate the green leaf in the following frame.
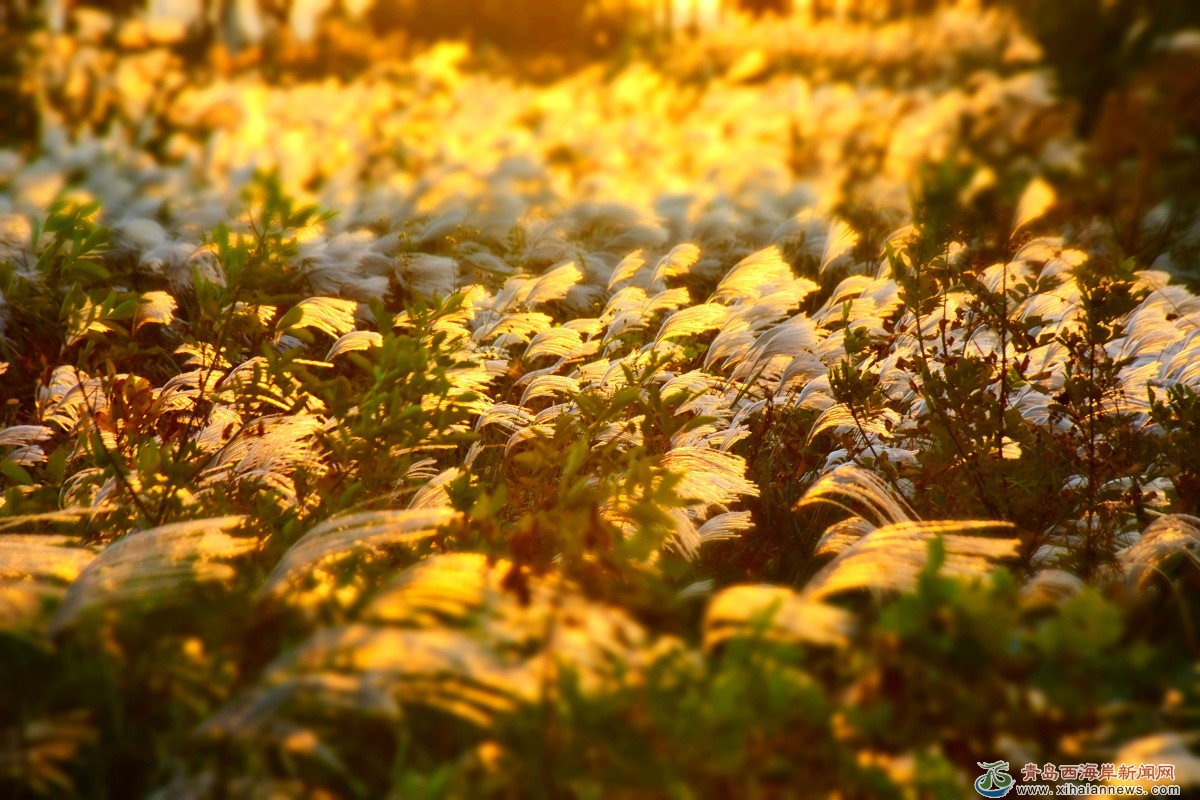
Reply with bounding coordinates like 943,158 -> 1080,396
0,459 -> 34,486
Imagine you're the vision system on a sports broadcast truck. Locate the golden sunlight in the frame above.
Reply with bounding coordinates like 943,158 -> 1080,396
3,0 -> 1200,796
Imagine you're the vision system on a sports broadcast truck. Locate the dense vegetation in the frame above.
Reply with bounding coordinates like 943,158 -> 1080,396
3,3 -> 1200,797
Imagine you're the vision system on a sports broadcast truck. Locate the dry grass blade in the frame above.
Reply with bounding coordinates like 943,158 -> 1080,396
795,465 -> 916,526
409,468 -> 462,510
803,520 -> 1017,601
475,403 -> 534,432
0,425 -> 54,448
524,327 -> 584,360
281,297 -> 358,338
650,243 -> 701,285
645,285 -> 694,316
667,508 -> 701,560
1,535 -> 96,627
660,447 -> 759,505
227,554 -> 657,730
201,672 -> 401,739
49,516 -> 252,635
713,246 -> 792,303
398,254 -> 458,299
814,515 -> 877,558
1019,568 -> 1085,609
0,535 -> 95,582
133,290 -> 177,332
704,585 -> 854,650
261,508 -> 458,597
820,219 -> 859,274
807,403 -> 897,443
223,638 -> 500,735
654,303 -> 730,344
200,414 -> 325,502
1119,514 -> 1200,593
363,552 -> 496,625
325,330 -> 383,360
607,249 -> 646,290
37,366 -> 110,431
0,509 -> 96,532
474,311 -> 554,344
698,511 -> 754,543
366,553 -> 656,681
519,375 -> 580,405
731,315 -> 821,380
521,262 -> 583,306
1013,176 -> 1056,232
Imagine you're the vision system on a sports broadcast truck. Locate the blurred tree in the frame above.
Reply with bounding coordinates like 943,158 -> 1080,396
0,0 -> 41,153
738,0 -> 791,15
367,0 -> 623,56
997,0 -> 1200,137
997,0 -> 1200,273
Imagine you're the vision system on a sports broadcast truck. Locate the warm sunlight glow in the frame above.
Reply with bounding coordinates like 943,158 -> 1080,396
3,0 -> 1200,795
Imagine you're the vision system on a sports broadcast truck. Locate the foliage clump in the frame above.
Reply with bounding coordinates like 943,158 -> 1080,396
3,3 -> 1200,797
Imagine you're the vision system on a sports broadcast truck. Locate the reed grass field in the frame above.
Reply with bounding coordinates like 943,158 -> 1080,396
3,1 -> 1200,796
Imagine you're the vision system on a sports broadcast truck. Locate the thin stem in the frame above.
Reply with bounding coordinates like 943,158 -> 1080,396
907,255 -> 1001,519
998,258 -> 1009,458
71,366 -> 156,529
847,399 -> 883,466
